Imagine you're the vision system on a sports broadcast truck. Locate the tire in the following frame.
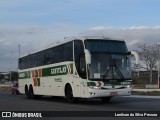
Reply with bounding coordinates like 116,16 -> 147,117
65,85 -> 78,103
100,97 -> 112,103
28,86 -> 35,99
25,86 -> 30,99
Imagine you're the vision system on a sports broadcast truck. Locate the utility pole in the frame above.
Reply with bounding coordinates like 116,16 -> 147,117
10,51 -> 13,82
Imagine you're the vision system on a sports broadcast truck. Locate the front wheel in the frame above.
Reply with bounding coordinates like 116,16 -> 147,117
100,97 -> 112,103
65,85 -> 78,103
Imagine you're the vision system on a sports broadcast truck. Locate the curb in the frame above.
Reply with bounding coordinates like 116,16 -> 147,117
133,89 -> 160,92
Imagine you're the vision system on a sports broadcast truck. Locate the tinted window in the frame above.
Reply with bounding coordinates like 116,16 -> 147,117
30,54 -> 37,67
74,40 -> 86,79
85,40 -> 128,54
54,45 -> 63,63
63,42 -> 73,61
18,41 -> 74,70
23,56 -> 30,69
18,58 -> 22,69
44,49 -> 52,65
37,51 -> 44,66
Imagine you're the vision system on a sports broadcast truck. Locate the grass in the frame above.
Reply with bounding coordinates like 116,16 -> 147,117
0,85 -> 11,91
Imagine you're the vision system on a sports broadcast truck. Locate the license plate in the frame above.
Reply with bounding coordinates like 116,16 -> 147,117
110,92 -> 118,96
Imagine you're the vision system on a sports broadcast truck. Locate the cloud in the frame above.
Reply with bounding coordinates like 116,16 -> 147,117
127,26 -> 149,30
90,26 -> 107,30
0,25 -> 81,72
0,25 -> 160,72
80,26 -> 160,49
127,39 -> 142,46
0,38 -> 12,46
127,26 -> 160,30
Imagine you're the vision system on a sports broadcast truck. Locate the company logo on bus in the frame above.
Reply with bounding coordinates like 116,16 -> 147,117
51,67 -> 67,75
50,64 -> 73,76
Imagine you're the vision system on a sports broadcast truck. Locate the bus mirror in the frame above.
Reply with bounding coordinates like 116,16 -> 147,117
130,51 -> 140,64
84,49 -> 91,64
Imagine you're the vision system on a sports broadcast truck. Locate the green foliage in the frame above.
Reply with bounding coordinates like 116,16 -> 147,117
6,71 -> 18,81
0,74 -> 5,79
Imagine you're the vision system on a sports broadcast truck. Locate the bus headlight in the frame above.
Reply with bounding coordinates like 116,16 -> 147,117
89,86 -> 101,89
126,85 -> 131,88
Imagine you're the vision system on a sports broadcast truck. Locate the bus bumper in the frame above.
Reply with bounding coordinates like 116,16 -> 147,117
87,87 -> 132,98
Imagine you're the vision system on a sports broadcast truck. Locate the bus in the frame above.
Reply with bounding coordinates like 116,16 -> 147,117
18,36 -> 139,103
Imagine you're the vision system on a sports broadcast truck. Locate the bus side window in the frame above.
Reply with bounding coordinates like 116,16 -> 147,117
37,51 -> 44,66
18,58 -> 22,69
54,46 -> 63,63
74,40 -> 86,79
25,56 -> 30,69
63,42 -> 73,61
30,54 -> 37,68
44,49 -> 52,65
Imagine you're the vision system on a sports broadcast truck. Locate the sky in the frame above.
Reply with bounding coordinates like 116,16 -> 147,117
0,0 -> 160,72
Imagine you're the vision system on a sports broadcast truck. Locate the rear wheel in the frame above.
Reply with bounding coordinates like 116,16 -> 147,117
65,85 -> 78,103
28,86 -> 34,99
25,86 -> 41,99
100,97 -> 112,103
25,86 -> 30,99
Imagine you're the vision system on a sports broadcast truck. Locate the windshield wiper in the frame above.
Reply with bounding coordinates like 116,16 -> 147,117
102,55 -> 113,79
113,60 -> 125,80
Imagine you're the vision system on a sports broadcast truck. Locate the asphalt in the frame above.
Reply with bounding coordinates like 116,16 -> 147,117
0,89 -> 160,120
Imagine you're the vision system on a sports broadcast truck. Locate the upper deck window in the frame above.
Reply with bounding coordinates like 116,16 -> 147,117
85,39 -> 128,54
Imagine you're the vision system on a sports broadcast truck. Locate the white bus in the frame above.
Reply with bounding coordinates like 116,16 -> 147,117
18,36 -> 139,103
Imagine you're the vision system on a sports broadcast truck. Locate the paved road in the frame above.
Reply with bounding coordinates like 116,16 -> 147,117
0,89 -> 160,120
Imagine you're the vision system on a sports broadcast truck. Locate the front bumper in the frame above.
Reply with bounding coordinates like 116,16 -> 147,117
87,87 -> 132,98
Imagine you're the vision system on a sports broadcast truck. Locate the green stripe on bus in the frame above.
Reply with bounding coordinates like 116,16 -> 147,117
19,64 -> 74,79
87,81 -> 131,86
42,65 -> 68,77
37,78 -> 40,86
70,63 -> 73,74
87,82 -> 96,86
35,69 -> 38,78
19,71 -> 30,79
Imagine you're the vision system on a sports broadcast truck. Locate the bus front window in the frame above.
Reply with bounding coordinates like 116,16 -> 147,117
85,39 -> 131,81
88,54 -> 131,80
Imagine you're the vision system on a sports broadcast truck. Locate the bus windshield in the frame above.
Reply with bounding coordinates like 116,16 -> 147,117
85,40 -> 131,80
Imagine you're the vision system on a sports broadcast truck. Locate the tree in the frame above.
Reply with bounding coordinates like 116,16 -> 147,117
7,71 -> 18,81
0,73 -> 5,80
137,44 -> 160,84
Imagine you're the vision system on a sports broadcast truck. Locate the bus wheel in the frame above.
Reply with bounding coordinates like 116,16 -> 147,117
25,86 -> 30,99
65,85 -> 78,103
28,86 -> 35,99
100,97 -> 112,103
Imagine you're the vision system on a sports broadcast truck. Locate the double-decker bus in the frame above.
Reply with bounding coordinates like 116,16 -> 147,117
18,36 -> 139,103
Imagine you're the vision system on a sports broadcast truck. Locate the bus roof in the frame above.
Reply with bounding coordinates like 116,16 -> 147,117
19,36 -> 124,58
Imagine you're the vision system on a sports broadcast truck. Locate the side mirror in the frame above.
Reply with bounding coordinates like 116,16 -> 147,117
130,51 -> 140,64
84,49 -> 91,64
